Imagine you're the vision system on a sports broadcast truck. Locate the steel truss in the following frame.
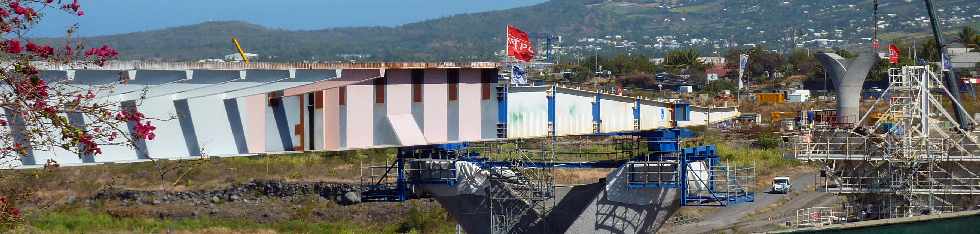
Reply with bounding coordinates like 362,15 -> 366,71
791,66 -> 980,219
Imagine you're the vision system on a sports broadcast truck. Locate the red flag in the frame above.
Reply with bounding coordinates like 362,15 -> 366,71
888,44 -> 900,64
507,25 -> 534,62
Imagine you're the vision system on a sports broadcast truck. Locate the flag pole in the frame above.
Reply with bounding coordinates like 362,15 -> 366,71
505,25 -> 514,65
505,25 -> 511,85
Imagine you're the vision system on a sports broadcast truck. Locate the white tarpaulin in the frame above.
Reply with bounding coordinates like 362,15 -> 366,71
455,161 -> 489,194
686,161 -> 709,192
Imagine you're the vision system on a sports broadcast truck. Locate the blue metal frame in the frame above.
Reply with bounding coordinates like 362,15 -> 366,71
623,129 -> 754,206
363,129 -> 754,207
633,99 -> 641,130
547,87 -> 556,137
592,92 -> 602,133
673,102 -> 691,122
496,82 -> 508,138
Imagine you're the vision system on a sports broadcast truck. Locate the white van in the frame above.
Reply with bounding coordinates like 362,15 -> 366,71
772,176 -> 792,194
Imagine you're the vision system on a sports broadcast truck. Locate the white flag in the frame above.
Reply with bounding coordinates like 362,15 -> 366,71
737,54 -> 748,90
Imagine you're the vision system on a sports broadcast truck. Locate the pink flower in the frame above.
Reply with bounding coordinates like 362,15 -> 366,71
10,1 -> 36,19
85,45 -> 118,58
71,0 -> 81,11
77,10 -> 84,16
133,121 -> 156,140
9,207 -> 21,218
79,132 -> 101,155
85,45 -> 118,66
4,39 -> 21,54
26,41 -> 54,58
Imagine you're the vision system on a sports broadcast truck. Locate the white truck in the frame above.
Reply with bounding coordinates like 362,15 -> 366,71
772,176 -> 792,194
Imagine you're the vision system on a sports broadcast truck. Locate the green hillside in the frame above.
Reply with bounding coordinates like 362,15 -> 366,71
53,0 -> 980,61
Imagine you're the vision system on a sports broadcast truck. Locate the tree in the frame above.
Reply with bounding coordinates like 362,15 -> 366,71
918,39 -> 940,62
746,46 -> 784,80
957,26 -> 978,50
664,48 -> 703,70
0,0 -> 154,226
786,48 -> 819,76
703,79 -> 736,95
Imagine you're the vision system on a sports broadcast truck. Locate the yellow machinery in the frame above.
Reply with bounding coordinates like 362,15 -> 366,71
232,37 -> 249,64
771,111 -> 797,124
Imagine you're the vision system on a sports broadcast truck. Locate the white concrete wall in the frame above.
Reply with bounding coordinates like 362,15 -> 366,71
600,95 -> 635,133
142,95 -> 193,159
639,100 -> 672,130
555,89 -> 594,135
187,96 -> 238,156
678,107 -> 739,127
507,87 -> 549,138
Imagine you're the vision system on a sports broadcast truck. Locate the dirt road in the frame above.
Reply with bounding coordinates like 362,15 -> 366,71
661,170 -> 839,233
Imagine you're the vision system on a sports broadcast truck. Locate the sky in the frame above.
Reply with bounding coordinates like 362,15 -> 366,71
31,0 -> 549,37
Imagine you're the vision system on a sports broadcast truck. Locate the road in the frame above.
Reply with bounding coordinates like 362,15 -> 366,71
660,169 -> 839,233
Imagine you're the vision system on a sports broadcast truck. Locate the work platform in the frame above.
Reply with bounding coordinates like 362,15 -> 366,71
788,66 -> 980,220
358,128 -> 756,233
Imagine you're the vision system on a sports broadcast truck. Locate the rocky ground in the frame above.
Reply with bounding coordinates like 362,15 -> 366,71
0,152 -> 459,233
89,180 -> 366,221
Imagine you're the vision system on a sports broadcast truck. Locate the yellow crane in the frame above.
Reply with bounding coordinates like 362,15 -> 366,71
231,37 -> 249,64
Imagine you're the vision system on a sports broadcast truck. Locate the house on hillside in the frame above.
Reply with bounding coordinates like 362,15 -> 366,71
705,65 -> 730,82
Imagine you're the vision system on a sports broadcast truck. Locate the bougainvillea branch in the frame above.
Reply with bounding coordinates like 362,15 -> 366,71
0,0 -> 155,166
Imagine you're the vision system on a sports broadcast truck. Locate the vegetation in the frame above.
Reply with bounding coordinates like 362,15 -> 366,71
17,205 -> 454,234
754,133 -> 782,150
958,26 -> 978,51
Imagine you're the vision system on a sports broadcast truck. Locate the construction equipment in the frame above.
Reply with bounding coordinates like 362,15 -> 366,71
924,0 -> 969,130
232,37 -> 250,64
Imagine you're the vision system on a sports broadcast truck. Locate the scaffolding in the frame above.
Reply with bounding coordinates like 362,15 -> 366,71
480,139 -> 556,234
625,129 -> 756,206
357,129 -> 755,233
791,66 -> 980,219
794,206 -> 850,228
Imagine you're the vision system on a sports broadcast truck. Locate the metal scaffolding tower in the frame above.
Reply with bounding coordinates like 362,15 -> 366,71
482,139 -> 556,234
792,66 -> 980,219
626,129 -> 756,206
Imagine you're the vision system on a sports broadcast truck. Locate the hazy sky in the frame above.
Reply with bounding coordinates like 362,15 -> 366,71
31,0 -> 549,37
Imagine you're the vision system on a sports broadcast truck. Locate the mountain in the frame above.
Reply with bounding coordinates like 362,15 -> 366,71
55,0 -> 980,61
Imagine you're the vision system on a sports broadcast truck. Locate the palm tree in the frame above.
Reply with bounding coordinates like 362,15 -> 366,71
958,26 -> 978,51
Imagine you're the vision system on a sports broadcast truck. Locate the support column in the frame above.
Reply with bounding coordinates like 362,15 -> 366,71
592,91 -> 602,134
547,85 -> 556,137
496,81 -> 508,138
396,157 -> 407,201
633,98 -> 641,131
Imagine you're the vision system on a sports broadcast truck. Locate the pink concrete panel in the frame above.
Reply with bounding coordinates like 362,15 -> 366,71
345,84 -> 374,148
322,89 -> 341,150
244,94 -> 266,153
385,69 -> 412,115
283,69 -> 382,96
457,69 -> 483,141
423,69 -> 448,143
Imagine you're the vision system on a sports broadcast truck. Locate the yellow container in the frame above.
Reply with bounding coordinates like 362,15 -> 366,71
756,93 -> 785,104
